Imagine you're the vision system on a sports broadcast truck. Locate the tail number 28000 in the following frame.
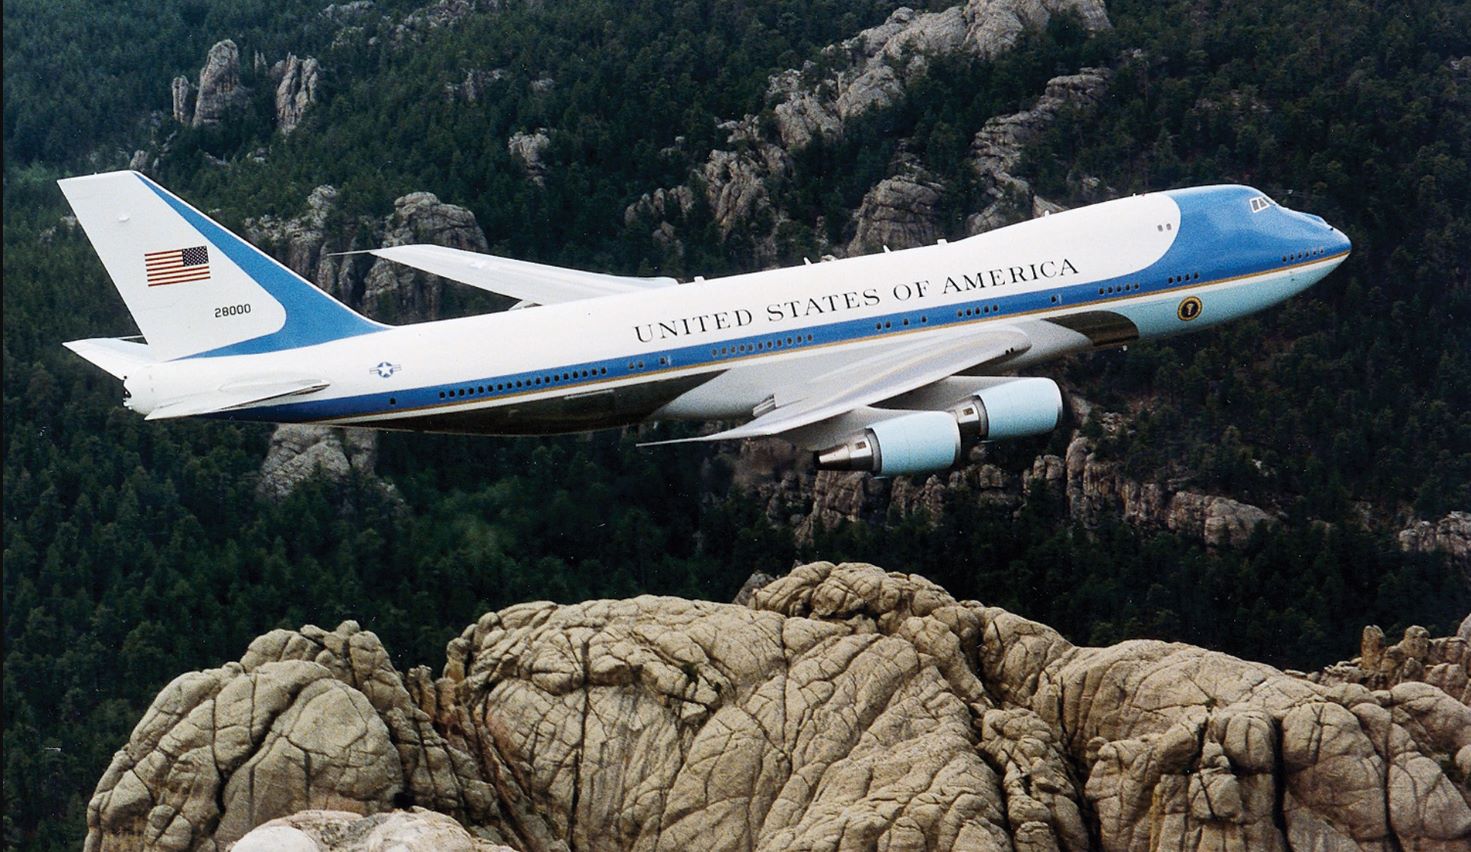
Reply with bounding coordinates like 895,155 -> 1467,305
214,303 -> 253,318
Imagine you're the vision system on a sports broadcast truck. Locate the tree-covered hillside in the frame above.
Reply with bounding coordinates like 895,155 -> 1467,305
3,0 -> 1468,848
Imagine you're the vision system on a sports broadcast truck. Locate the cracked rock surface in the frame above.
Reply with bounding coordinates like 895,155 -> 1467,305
88,564 -> 1471,851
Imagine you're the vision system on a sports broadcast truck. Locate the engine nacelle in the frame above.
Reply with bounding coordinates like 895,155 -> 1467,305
948,377 -> 1063,442
814,410 -> 960,476
814,378 -> 1064,476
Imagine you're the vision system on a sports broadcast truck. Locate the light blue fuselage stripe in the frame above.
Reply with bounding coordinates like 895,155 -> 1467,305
139,177 -> 385,359
220,186 -> 1340,424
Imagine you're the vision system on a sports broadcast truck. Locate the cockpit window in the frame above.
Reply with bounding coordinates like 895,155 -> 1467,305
1249,195 -> 1275,213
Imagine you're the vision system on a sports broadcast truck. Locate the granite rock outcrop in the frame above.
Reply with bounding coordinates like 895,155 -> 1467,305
88,563 -> 1471,851
255,425 -> 380,502
847,168 -> 947,253
1398,511 -> 1471,568
507,129 -> 551,184
361,191 -> 489,322
966,67 -> 1112,233
729,398 -> 1279,550
626,0 -> 1112,262
191,40 -> 248,128
233,809 -> 515,851
274,54 -> 322,135
1309,617 -> 1471,705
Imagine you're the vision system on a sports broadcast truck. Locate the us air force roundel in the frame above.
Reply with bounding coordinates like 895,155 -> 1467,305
1177,296 -> 1203,321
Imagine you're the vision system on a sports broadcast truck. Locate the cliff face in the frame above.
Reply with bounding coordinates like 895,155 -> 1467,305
86,563 -> 1471,851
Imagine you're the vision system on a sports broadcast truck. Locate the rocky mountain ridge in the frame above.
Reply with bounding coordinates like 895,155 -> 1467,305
86,563 -> 1471,851
625,0 -> 1113,265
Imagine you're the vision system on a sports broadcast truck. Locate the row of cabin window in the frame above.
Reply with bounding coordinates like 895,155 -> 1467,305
1283,247 -> 1329,263
436,366 -> 611,399
625,356 -> 673,370
876,316 -> 931,329
1100,282 -> 1144,295
710,334 -> 816,357
953,307 -> 999,319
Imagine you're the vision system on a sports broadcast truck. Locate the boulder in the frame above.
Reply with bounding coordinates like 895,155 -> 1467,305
233,808 -> 516,851
90,564 -> 1471,851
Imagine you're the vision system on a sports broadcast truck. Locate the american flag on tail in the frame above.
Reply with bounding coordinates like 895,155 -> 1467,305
144,246 -> 210,286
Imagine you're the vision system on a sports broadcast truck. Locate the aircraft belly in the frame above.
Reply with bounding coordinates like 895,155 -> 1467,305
368,373 -> 712,436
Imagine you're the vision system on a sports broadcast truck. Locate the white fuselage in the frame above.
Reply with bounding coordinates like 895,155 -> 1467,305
126,185 -> 1350,435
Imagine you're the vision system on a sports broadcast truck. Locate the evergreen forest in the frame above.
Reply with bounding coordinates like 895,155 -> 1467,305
3,0 -> 1468,848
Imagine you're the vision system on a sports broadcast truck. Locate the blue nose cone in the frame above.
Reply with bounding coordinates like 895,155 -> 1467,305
1331,226 -> 1353,258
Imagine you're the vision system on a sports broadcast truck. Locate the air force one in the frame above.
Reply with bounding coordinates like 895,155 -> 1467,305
59,170 -> 1350,476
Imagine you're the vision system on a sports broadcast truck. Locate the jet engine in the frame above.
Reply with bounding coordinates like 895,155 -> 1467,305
814,410 -> 961,476
946,377 -> 1064,443
814,378 -> 1064,475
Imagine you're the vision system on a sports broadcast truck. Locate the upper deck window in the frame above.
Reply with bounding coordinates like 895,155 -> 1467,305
1249,196 -> 1275,213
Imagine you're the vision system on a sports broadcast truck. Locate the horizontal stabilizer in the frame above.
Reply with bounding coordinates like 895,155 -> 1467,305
365,244 -> 677,304
63,337 -> 156,378
145,377 -> 330,420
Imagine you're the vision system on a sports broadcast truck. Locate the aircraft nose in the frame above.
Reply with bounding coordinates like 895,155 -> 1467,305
1331,226 -> 1352,258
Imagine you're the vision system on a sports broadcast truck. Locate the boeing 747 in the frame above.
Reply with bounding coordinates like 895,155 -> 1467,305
60,171 -> 1349,475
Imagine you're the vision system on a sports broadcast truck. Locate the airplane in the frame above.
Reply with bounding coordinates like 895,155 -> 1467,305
59,170 -> 1350,476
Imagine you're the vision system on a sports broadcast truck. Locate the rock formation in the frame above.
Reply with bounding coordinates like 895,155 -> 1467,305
967,67 -> 1112,233
171,76 -> 194,125
191,40 -> 247,128
1309,617 -> 1471,705
87,563 -> 1471,851
507,129 -> 551,185
256,425 -> 381,502
1398,511 -> 1471,567
234,809 -> 515,851
727,396 -> 1278,550
627,0 -> 1112,263
393,0 -> 493,45
446,68 -> 507,103
362,191 -> 489,322
244,185 -> 361,303
847,167 -> 947,254
274,54 -> 322,135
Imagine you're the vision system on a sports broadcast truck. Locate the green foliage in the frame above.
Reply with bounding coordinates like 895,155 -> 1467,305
5,1 -> 1470,849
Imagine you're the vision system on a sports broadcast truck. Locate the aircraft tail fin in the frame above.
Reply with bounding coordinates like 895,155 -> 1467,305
58,170 -> 384,361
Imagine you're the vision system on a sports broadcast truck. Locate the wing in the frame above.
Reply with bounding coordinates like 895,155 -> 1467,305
648,326 -> 1031,444
365,245 -> 678,304
145,377 -> 330,420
